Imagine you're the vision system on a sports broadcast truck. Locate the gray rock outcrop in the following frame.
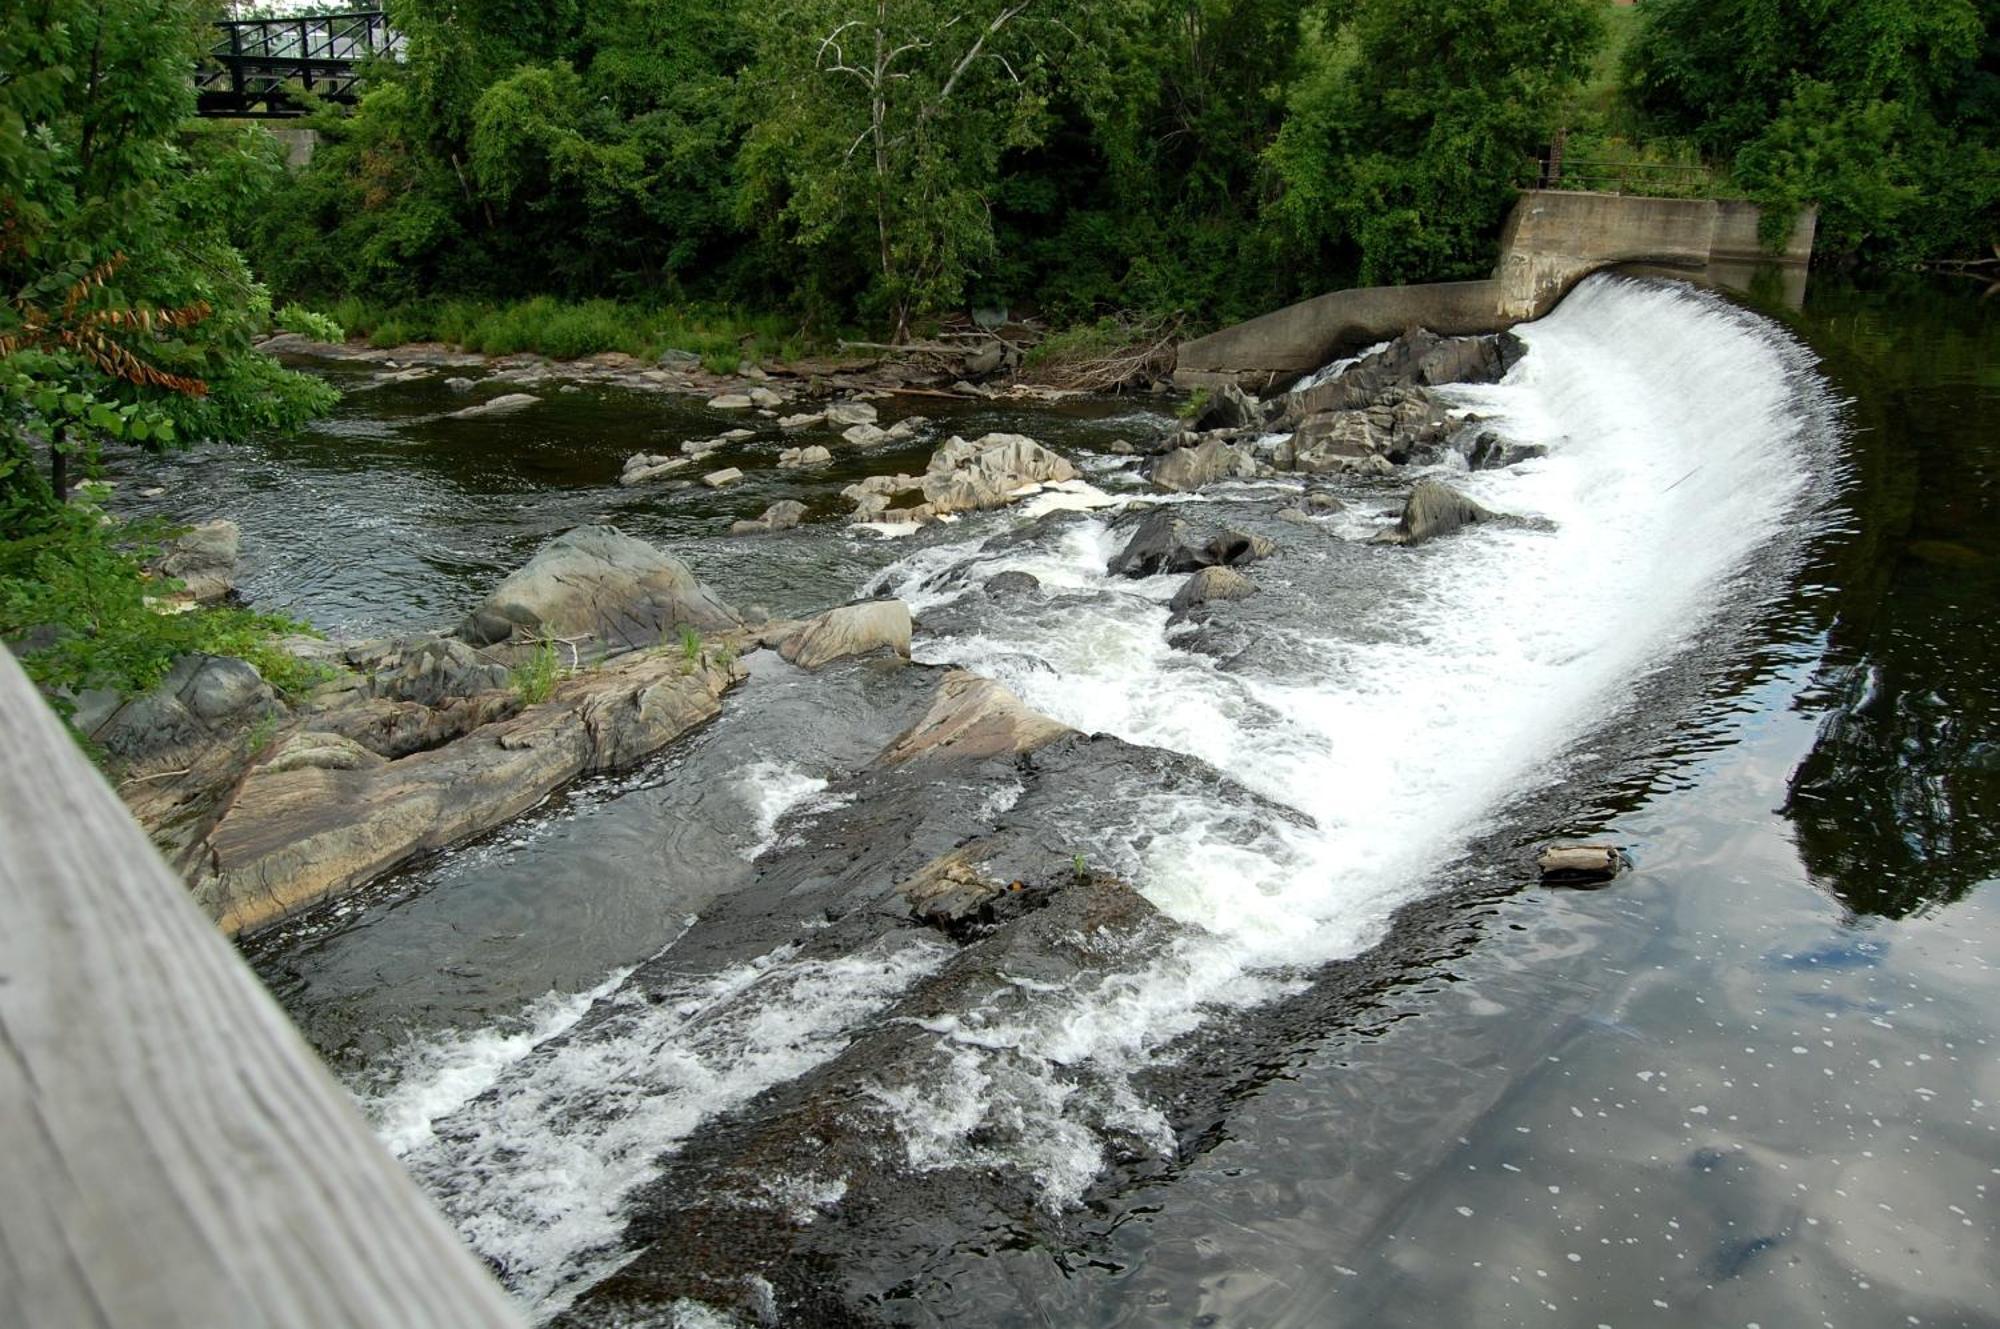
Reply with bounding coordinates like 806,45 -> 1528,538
730,500 -> 808,536
458,526 -> 739,652
446,392 -> 539,420
153,519 -> 241,602
1169,565 -> 1258,616
1372,479 -> 1502,547
1151,437 -> 1264,492
778,599 -> 913,670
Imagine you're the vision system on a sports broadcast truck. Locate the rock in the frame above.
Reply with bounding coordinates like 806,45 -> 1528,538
746,387 -> 784,410
1303,490 -> 1345,513
264,730 -> 386,774
1372,479 -> 1501,547
559,384 -> 582,395
446,392 -> 539,420
825,402 -> 878,428
1169,565 -> 1258,615
88,654 -> 285,763
1150,437 -> 1263,492
1461,430 -> 1548,470
702,467 -> 745,488
153,518 -> 240,602
778,599 -> 913,669
778,445 -> 833,469
657,349 -> 701,368
878,670 -> 1073,764
620,453 -> 690,486
1536,843 -> 1627,884
1106,508 -> 1206,577
778,412 -> 826,432
679,437 -> 721,457
730,499 -> 808,536
191,650 -> 741,935
1203,530 -> 1274,567
918,433 -> 1078,517
843,423 -> 892,447
718,428 -> 756,442
362,636 -> 510,706
1192,382 -> 1259,432
1276,507 -> 1312,525
444,376 -> 476,393
962,343 -> 1005,377
708,394 -> 754,410
983,571 -> 1041,598
1416,330 -> 1526,388
458,526 -> 738,652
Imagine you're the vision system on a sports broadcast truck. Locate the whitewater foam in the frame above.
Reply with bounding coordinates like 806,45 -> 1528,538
866,275 -> 1835,1201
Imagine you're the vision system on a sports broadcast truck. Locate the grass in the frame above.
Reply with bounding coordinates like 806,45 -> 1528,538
510,638 -> 561,704
676,624 -> 703,672
321,294 -> 825,368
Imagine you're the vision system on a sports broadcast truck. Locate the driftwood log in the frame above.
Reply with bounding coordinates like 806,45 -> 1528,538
0,646 -> 522,1327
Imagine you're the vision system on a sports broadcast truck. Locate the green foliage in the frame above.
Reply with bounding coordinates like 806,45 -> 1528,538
322,294 -> 813,363
275,304 -> 346,343
1269,0 -> 1604,284
1176,387 -> 1212,422
1620,0 -> 1998,264
0,0 -> 336,513
0,502 -> 324,714
677,623 -> 702,665
511,638 -> 562,704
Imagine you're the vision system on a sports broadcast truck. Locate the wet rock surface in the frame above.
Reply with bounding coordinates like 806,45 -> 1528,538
458,525 -> 741,653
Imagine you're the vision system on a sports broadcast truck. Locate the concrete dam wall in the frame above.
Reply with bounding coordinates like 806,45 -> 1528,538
1175,190 -> 1816,388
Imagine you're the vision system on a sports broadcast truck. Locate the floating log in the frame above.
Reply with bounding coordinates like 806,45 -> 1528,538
1536,843 -> 1628,884
0,646 -> 522,1328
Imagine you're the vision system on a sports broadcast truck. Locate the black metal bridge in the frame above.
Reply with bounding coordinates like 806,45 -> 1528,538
195,11 -> 402,118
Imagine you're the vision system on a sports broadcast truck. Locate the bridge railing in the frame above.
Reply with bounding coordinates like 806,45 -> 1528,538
195,10 -> 400,117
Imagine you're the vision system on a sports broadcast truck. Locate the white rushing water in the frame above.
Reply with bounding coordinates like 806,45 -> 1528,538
862,275 -> 1832,1199
362,276 -> 1834,1312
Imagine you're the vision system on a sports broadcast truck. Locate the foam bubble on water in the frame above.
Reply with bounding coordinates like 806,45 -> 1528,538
864,275 -> 1833,1202
403,935 -> 952,1317
361,964 -> 640,1157
736,759 -> 840,860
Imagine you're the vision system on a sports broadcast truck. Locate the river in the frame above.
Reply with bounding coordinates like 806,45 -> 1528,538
111,272 -> 1998,1327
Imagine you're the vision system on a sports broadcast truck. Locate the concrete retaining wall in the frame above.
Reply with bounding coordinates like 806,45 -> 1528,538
1176,190 -> 1815,387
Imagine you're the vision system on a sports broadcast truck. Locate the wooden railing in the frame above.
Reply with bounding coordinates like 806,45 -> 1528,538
0,646 -> 523,1326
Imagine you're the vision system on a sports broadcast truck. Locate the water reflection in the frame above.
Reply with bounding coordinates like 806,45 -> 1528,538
1778,279 -> 1999,918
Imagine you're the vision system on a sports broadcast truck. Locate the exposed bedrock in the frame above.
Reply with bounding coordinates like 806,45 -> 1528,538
511,668 -> 1310,1326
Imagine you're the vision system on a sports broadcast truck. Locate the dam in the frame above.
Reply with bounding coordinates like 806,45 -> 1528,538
1175,189 -> 1818,389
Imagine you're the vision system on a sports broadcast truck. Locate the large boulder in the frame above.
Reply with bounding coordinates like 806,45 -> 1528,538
1372,479 -> 1502,547
730,499 -> 809,536
778,599 -> 912,670
88,653 -> 286,763
1105,509 -> 1275,579
1150,437 -> 1263,492
458,526 -> 739,652
1169,565 -> 1258,616
1191,382 -> 1260,432
877,670 -> 1074,764
921,434 -> 1077,515
152,519 -> 240,602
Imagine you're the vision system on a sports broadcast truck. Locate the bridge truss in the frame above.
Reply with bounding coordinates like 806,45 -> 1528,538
195,11 -> 401,118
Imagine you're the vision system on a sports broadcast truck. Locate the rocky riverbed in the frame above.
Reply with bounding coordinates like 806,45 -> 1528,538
82,273 -> 2000,1329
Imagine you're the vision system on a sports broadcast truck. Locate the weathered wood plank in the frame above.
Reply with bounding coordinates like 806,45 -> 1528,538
0,647 -> 523,1328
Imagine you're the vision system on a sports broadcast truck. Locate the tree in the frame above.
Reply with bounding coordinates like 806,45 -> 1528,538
1622,0 -> 1997,263
740,0 -> 1063,336
0,0 -> 334,524
1268,0 -> 1603,285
